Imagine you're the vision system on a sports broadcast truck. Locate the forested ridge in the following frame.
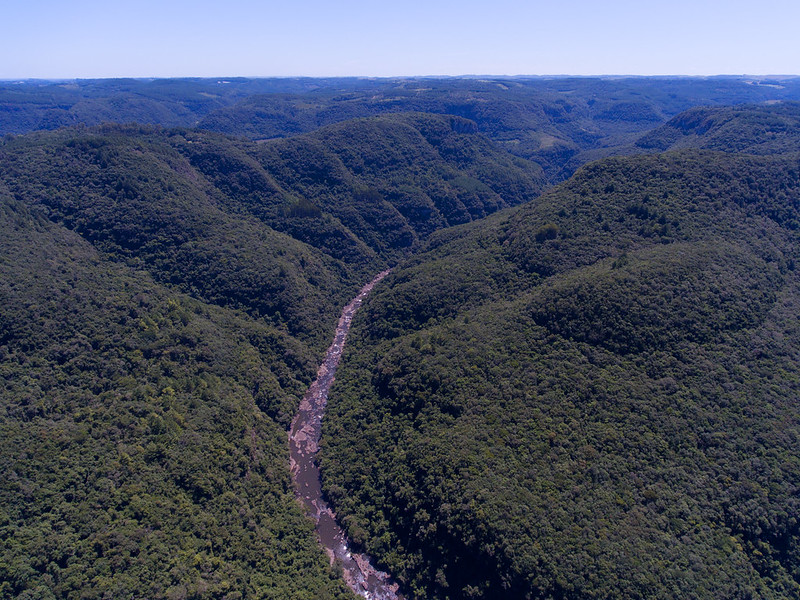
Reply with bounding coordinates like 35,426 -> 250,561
195,76 -> 800,182
321,149 -> 800,599
0,114 -> 540,345
636,101 -> 800,155
5,76 -> 800,183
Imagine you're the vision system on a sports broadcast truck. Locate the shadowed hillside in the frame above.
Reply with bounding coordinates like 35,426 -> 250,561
0,190 -> 354,599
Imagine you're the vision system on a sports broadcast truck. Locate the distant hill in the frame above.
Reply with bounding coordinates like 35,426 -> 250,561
636,101 -> 800,154
198,77 -> 800,181
0,77 -> 389,134
321,149 -> 800,599
4,77 -> 800,183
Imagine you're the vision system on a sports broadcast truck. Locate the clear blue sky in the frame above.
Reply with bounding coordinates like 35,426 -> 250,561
3,0 -> 799,78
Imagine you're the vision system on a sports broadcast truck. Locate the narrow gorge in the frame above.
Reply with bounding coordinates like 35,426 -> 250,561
288,270 -> 404,600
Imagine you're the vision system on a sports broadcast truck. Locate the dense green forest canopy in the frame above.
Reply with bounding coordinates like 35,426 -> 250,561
321,150 -> 800,600
2,76 -> 800,600
0,110 -> 543,599
637,101 -> 800,154
0,191 -> 353,599
0,114 -> 541,346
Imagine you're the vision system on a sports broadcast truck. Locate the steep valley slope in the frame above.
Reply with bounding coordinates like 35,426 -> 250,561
0,190 -> 354,599
321,148 -> 800,599
0,115 -> 541,599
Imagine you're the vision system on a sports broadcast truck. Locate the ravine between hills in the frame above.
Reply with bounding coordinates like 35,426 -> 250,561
288,269 -> 404,600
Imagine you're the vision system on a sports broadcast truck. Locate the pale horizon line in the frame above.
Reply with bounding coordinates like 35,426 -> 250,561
2,73 -> 799,83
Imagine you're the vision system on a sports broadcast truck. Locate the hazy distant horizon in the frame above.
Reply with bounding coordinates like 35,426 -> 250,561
2,74 -> 799,83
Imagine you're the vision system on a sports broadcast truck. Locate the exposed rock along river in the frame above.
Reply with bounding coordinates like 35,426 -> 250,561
288,270 -> 405,600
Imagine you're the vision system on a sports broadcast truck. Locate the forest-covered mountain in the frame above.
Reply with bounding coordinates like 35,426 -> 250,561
0,114 -> 540,344
197,77 -> 800,182
0,185 -> 354,599
2,76 -> 800,600
321,148 -> 800,599
0,113 -> 542,598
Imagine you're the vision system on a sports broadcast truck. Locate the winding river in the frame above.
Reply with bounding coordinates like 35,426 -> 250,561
288,270 -> 405,600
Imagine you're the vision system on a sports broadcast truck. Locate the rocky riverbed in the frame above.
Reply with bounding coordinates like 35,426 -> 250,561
288,270 -> 404,600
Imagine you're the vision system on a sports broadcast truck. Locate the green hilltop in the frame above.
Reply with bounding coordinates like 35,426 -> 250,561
636,101 -> 800,155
